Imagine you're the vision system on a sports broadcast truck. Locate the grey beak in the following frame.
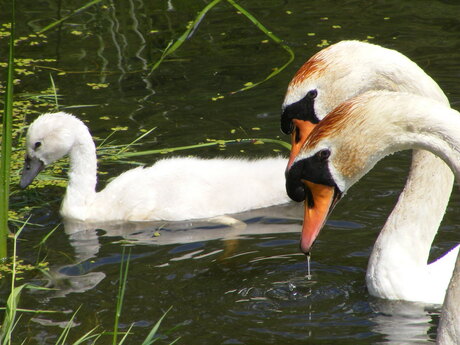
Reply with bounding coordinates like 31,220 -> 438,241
20,156 -> 45,189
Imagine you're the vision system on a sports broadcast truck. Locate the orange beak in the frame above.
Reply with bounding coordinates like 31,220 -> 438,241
287,119 -> 317,170
300,180 -> 340,254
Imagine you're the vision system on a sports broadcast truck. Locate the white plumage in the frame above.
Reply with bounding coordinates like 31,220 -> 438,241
20,112 -> 289,222
281,40 -> 456,304
290,91 -> 460,304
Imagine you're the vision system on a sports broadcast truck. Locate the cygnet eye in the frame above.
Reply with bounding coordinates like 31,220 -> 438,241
34,142 -> 42,150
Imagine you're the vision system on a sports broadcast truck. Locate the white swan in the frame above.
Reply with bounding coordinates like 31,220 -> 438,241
280,41 -> 455,304
285,90 -> 460,304
20,112 -> 290,222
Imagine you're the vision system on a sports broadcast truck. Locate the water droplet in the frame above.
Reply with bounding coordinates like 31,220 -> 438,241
306,254 -> 312,280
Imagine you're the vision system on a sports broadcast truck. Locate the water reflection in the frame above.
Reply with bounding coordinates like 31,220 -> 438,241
370,299 -> 438,344
62,202 -> 303,262
44,203 -> 303,297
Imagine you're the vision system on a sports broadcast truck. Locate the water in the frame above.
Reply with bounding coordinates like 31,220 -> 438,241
2,0 -> 460,343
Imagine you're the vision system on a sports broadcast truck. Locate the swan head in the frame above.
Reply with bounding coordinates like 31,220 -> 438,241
281,40 -> 414,170
20,112 -> 80,188
285,91 -> 399,253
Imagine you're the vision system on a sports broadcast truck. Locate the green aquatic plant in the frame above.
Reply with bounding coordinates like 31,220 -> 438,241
112,247 -> 130,344
0,0 -> 15,260
0,222 -> 52,345
0,230 -> 177,344
114,138 -> 290,159
148,0 -> 295,94
37,0 -> 104,35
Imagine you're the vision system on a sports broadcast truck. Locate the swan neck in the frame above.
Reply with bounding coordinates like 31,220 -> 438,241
363,93 -> 459,302
62,123 -> 98,215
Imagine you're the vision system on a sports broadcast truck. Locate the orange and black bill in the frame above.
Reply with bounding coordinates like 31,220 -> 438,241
300,180 -> 341,254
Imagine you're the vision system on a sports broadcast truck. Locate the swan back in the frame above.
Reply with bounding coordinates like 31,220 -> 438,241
92,156 -> 289,222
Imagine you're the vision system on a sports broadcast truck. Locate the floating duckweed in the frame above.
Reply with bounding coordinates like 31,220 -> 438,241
244,82 -> 254,87
332,25 -> 342,29
286,10 -> 292,15
110,126 -> 128,131
71,30 -> 83,36
87,82 -> 110,90
261,39 -> 269,44
15,68 -> 34,76
251,127 -> 261,131
0,257 -> 49,280
99,116 -> 110,120
307,32 -> 316,37
230,129 -> 236,134
8,210 -> 19,220
317,39 -> 330,48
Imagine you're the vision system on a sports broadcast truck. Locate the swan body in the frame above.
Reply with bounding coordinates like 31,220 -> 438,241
286,90 -> 460,304
20,112 -> 290,222
280,40 -> 455,304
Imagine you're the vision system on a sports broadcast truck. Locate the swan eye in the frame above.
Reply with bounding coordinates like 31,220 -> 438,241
315,149 -> 330,161
34,142 -> 42,150
306,89 -> 318,99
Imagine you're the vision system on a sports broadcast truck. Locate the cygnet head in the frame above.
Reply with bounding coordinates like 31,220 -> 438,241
20,112 -> 82,188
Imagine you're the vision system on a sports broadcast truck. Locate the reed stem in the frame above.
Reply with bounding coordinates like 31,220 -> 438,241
0,0 -> 15,260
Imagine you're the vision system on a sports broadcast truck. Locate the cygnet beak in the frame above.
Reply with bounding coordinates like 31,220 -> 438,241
20,155 -> 44,189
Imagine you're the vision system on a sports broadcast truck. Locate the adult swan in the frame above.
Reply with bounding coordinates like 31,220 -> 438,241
280,41 -> 454,304
285,91 -> 460,304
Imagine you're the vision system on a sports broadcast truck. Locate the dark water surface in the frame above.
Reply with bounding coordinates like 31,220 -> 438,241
2,0 -> 460,344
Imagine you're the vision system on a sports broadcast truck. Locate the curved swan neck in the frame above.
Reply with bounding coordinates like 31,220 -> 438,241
323,92 -> 460,186
62,120 -> 98,216
328,91 -> 460,303
380,97 -> 460,177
